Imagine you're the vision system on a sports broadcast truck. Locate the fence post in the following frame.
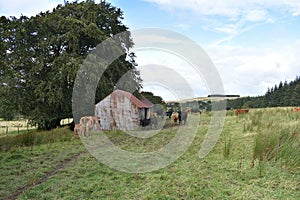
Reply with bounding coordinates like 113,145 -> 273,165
6,126 -> 8,135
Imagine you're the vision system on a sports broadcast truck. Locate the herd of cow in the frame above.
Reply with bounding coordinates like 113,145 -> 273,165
74,109 -> 194,138
74,107 -> 300,138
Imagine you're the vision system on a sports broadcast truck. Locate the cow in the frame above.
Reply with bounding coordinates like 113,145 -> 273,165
156,109 -> 165,119
140,112 -> 158,129
140,118 -> 151,127
79,116 -> 100,136
235,109 -> 249,115
166,110 -> 173,119
178,111 -> 188,125
235,109 -> 249,122
74,124 -> 83,138
191,108 -> 201,114
150,112 -> 158,129
172,112 -> 179,125
185,107 -> 191,114
293,107 -> 300,112
226,107 -> 233,110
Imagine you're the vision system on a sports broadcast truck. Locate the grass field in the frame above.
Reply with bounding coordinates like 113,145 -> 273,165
0,119 -> 36,137
0,108 -> 299,199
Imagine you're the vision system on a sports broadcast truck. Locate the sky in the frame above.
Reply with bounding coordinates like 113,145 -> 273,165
1,0 -> 300,101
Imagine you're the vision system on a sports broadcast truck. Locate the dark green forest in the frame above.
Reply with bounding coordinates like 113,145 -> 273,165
226,76 -> 300,109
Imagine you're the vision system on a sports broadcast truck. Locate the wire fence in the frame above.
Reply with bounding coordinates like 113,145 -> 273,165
0,120 -> 36,136
0,118 -> 73,136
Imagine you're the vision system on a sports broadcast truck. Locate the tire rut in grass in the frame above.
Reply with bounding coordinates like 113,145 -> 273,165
7,150 -> 88,200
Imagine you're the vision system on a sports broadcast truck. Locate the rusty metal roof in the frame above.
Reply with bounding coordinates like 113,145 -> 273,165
112,90 -> 153,108
140,95 -> 154,108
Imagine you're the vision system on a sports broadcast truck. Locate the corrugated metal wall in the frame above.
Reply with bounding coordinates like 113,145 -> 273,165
95,91 -> 140,131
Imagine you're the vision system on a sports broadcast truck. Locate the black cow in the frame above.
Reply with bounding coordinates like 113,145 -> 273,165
191,108 -> 201,114
140,119 -> 151,127
178,111 -> 188,125
166,110 -> 173,119
156,109 -> 165,119
140,118 -> 158,129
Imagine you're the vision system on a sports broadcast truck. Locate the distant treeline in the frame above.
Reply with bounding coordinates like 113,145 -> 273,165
225,76 -> 300,109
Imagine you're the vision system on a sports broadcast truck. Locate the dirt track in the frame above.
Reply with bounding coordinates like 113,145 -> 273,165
7,150 -> 88,200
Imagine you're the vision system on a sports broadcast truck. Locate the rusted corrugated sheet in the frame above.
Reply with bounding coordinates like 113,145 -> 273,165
95,90 -> 145,131
115,90 -> 153,108
140,96 -> 154,108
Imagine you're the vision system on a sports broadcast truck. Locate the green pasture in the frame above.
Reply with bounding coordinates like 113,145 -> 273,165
0,119 -> 36,137
0,108 -> 299,199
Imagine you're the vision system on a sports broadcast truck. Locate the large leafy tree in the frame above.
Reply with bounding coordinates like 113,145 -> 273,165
0,0 -> 142,130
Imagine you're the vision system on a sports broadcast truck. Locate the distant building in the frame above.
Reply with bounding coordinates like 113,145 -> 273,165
207,94 -> 240,98
95,90 -> 153,131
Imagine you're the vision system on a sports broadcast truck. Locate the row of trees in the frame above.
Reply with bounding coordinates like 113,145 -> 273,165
226,76 -> 300,109
167,75 -> 300,111
0,0 -> 142,129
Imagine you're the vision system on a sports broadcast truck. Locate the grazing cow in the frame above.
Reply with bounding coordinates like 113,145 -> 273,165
172,112 -> 179,125
178,111 -> 188,125
185,108 -> 191,114
235,109 -> 249,122
226,107 -> 233,110
235,109 -> 249,115
191,108 -> 201,114
140,118 -> 151,127
74,124 -> 83,138
166,110 -> 173,119
156,109 -> 165,119
79,116 -> 100,136
150,112 -> 158,129
140,112 -> 158,129
293,107 -> 300,112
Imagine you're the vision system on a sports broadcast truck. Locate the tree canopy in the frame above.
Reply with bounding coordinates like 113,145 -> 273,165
0,0 -> 142,129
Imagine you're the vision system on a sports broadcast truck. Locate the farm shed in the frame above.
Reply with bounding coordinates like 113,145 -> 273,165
95,90 -> 154,130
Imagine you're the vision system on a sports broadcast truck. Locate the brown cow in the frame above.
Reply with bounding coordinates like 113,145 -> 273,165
79,116 -> 100,137
293,107 -> 300,112
235,109 -> 249,115
185,107 -> 191,114
235,109 -> 249,122
172,112 -> 179,125
74,124 -> 83,138
150,112 -> 158,129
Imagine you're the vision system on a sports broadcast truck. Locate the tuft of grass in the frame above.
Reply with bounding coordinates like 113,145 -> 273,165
223,137 -> 232,159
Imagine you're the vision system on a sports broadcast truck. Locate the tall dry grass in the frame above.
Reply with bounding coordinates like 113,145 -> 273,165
244,108 -> 300,172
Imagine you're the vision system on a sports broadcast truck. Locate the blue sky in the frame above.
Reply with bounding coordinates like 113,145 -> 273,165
1,0 -> 300,100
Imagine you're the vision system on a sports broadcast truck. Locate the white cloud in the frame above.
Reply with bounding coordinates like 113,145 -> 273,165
133,41 -> 300,98
0,0 -> 61,17
244,9 -> 270,22
215,24 -> 237,34
135,50 -> 208,100
144,0 -> 300,21
206,41 -> 300,96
